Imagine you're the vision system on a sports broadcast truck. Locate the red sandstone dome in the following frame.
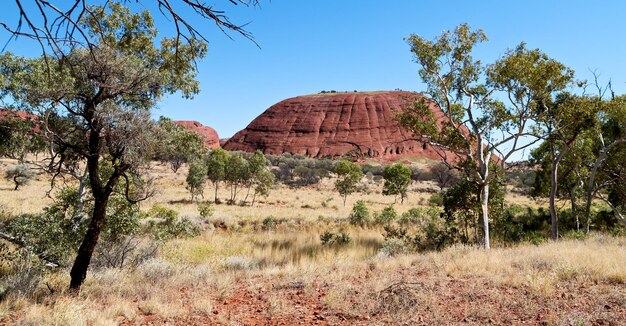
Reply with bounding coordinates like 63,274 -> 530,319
174,120 -> 220,149
223,91 -> 450,160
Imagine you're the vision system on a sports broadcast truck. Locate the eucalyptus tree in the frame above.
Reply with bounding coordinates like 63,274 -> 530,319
334,159 -> 363,206
156,117 -> 207,172
0,4 -> 206,291
399,25 -> 573,248
582,95 -> 626,230
382,163 -> 412,203
0,111 -> 45,161
224,153 -> 250,204
206,148 -> 231,203
531,93 -> 597,238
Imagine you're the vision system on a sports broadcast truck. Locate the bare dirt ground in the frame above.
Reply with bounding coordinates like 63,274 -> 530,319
117,272 -> 625,326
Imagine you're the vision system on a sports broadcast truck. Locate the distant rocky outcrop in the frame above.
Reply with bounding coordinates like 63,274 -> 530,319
174,120 -> 220,149
223,91 -> 450,161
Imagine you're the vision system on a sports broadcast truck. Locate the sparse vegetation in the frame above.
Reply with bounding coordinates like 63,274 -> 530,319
0,3 -> 624,324
4,164 -> 33,191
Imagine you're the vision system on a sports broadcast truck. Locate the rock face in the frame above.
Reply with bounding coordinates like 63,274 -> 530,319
223,91 -> 449,160
174,120 -> 220,149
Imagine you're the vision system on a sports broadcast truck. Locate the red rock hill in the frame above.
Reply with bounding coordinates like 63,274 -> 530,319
223,91 -> 449,160
174,120 -> 220,149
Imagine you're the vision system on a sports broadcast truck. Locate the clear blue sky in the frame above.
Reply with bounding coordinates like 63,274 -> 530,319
2,1 -> 626,139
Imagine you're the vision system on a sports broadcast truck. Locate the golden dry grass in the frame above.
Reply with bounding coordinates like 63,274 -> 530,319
1,159 -> 625,325
1,236 -> 624,325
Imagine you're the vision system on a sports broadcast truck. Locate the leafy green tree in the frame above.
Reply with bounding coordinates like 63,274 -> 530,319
334,159 -> 363,206
0,3 -> 206,291
3,184 -> 142,265
224,153 -> 250,204
430,162 -> 458,189
243,150 -> 268,203
382,164 -> 412,203
206,148 -> 230,204
532,93 -> 597,238
157,117 -> 206,172
581,95 -> 626,230
186,159 -> 208,201
251,169 -> 275,207
399,25 -> 573,249
0,112 -> 45,161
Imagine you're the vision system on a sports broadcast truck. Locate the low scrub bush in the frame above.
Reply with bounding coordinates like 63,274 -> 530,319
144,205 -> 199,240
320,231 -> 351,246
349,200 -> 370,226
375,206 -> 397,225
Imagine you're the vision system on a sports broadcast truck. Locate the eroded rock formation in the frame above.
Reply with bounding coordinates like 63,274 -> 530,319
223,91 -> 449,160
174,120 -> 220,149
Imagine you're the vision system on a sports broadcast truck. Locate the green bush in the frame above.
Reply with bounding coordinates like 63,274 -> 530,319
375,205 -> 397,225
428,193 -> 444,207
3,187 -> 142,263
398,207 -> 440,226
349,200 -> 370,226
379,238 -> 412,257
320,231 -> 351,246
262,216 -> 277,230
144,205 -> 199,240
197,202 -> 215,219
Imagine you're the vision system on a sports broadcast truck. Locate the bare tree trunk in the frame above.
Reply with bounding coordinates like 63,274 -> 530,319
214,181 -> 219,203
480,183 -> 490,250
73,168 -> 89,224
570,190 -> 579,233
69,196 -> 109,291
243,184 -> 252,205
549,161 -> 559,240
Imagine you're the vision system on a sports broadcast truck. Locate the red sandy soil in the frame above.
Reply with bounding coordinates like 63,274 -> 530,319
116,269 -> 625,325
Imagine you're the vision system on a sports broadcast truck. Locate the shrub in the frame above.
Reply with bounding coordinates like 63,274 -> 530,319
186,159 -> 208,200
144,205 -> 199,240
428,193 -> 444,207
0,246 -> 44,301
379,238 -> 413,257
4,164 -> 33,190
223,256 -> 259,270
262,216 -> 277,230
398,207 -> 439,226
2,186 -> 143,264
379,225 -> 417,256
375,206 -> 397,225
349,200 -> 370,226
91,236 -> 159,269
320,231 -> 351,246
197,202 -> 215,219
